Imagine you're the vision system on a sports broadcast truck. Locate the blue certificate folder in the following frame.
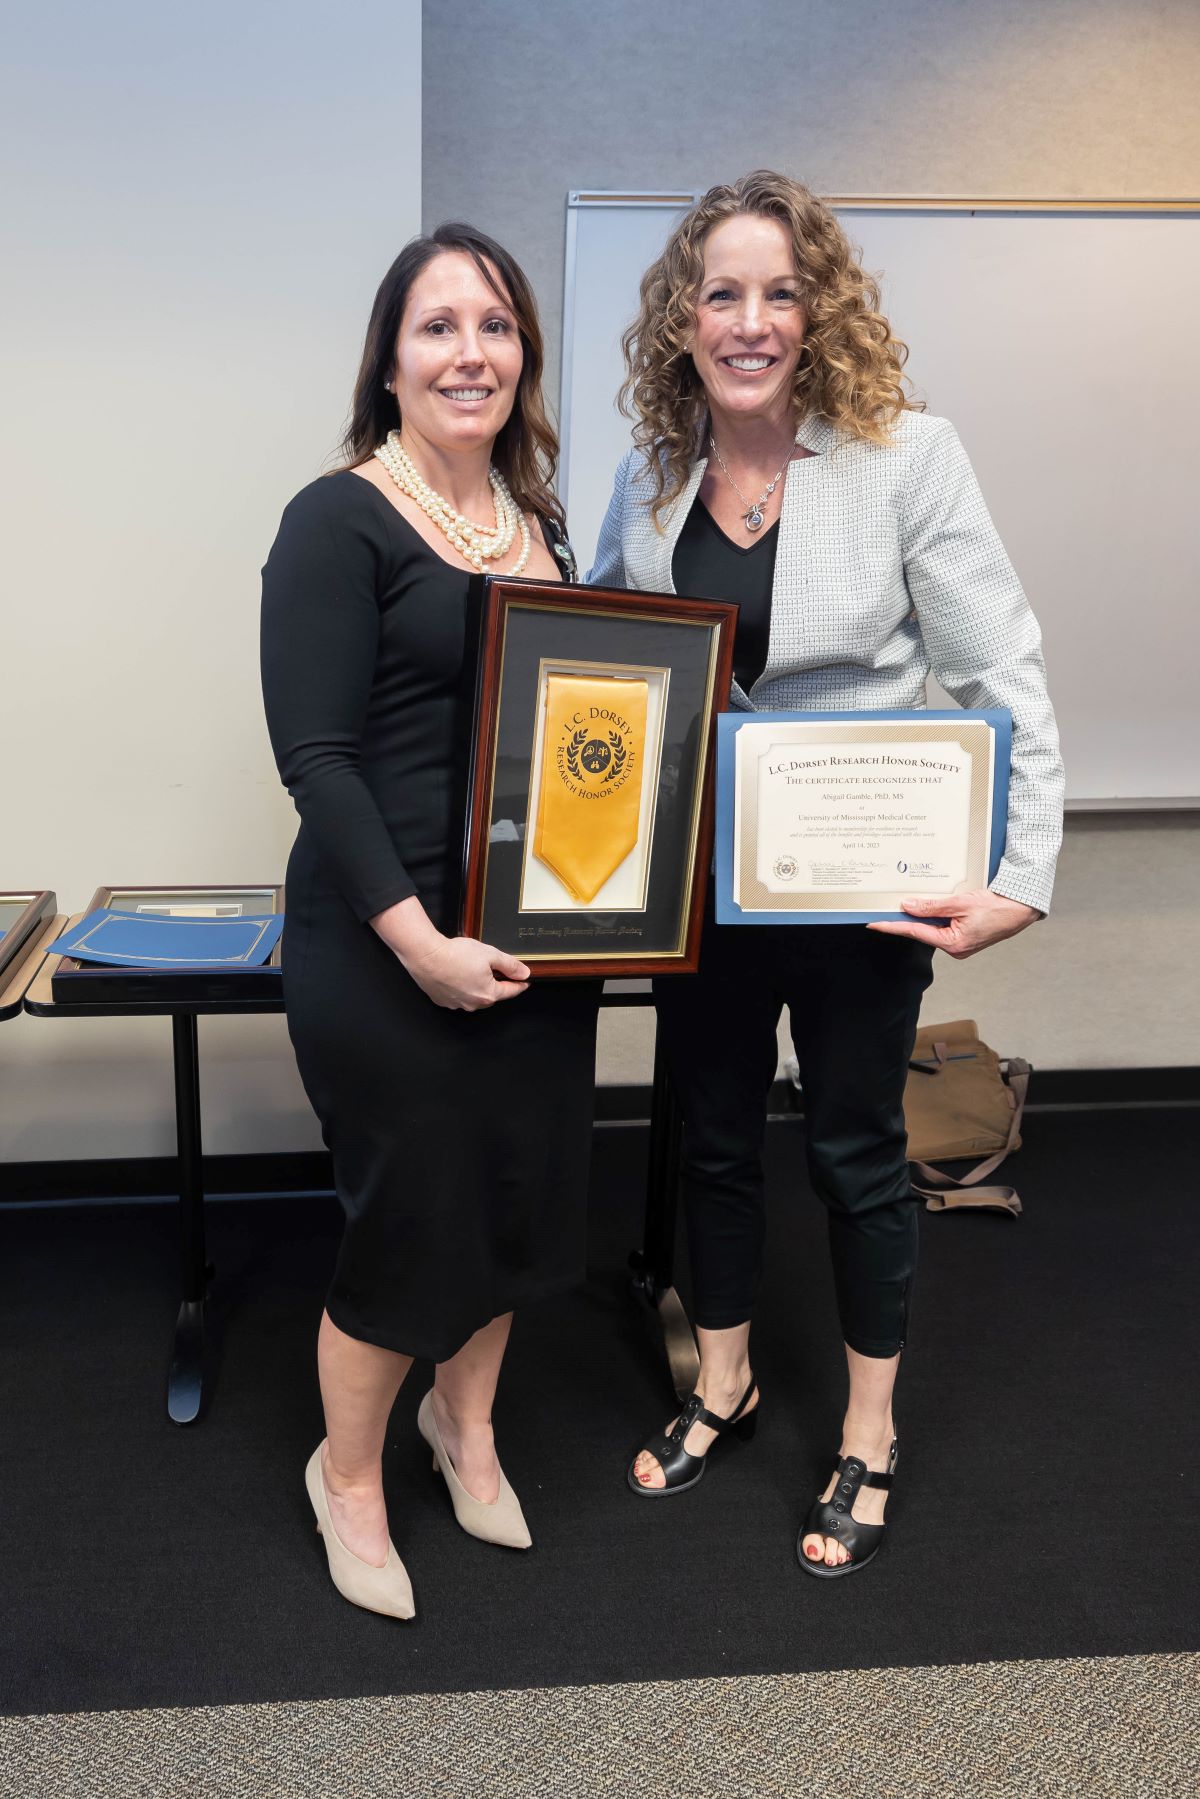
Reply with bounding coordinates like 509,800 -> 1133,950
715,709 -> 1011,925
51,909 -> 284,968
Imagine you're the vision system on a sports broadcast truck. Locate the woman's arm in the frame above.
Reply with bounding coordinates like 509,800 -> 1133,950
869,418 -> 1065,958
261,481 -> 418,922
585,449 -> 634,585
260,481 -> 529,1007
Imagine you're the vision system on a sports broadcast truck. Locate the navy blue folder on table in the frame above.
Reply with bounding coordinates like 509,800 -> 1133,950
50,910 -> 284,968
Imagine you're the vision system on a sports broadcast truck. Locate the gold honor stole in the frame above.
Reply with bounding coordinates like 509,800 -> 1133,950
533,673 -> 649,903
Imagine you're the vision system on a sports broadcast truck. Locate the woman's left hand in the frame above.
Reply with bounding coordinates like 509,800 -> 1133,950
866,890 -> 1040,959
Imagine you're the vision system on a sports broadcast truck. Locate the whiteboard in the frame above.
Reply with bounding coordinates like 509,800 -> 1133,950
560,193 -> 700,572
560,195 -> 1200,806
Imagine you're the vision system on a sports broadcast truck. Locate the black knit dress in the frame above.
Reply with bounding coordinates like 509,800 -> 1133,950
261,472 -> 599,1360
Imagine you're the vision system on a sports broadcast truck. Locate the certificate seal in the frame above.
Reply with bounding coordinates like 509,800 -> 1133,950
773,855 -> 798,881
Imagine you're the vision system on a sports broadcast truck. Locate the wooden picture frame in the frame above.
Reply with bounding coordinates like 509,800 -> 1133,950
0,890 -> 57,984
460,578 -> 737,978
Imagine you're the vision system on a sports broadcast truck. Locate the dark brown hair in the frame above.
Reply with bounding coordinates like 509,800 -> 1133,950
339,223 -> 564,529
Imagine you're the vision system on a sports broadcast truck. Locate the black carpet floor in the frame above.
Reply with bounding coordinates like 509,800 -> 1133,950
2,1109 -> 1197,1717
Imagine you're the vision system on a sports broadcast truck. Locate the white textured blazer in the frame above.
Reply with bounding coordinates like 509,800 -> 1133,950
587,410 -> 1065,916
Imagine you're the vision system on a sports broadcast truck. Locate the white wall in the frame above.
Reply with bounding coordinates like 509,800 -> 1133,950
1,2 -> 422,1162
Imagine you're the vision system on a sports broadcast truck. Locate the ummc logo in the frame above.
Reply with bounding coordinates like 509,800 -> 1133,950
896,860 -> 908,873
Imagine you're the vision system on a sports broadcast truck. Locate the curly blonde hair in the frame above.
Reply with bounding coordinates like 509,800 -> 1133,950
620,171 -> 916,521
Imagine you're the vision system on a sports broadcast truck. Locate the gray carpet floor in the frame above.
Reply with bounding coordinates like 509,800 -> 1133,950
2,1652 -> 1195,1798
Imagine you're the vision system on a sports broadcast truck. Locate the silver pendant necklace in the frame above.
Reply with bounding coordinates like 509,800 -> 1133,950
708,433 -> 790,532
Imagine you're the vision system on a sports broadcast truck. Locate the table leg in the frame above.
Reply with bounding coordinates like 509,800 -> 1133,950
167,1014 -> 210,1425
630,1032 -> 699,1400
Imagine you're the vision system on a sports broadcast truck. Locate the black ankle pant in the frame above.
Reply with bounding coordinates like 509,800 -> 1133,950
653,903 -> 934,1358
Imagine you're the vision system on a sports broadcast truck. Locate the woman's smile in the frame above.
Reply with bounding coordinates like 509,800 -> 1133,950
720,354 -> 778,376
437,384 -> 494,404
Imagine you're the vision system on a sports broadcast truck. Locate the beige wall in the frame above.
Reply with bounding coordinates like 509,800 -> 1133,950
1,2 -> 422,1163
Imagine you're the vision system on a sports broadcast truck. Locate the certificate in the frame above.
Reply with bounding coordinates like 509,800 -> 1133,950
715,710 -> 1011,924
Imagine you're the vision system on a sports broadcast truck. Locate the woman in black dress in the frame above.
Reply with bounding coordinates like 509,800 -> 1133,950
261,226 -> 598,1620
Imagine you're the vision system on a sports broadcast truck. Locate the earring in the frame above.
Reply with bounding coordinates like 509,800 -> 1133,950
383,381 -> 393,392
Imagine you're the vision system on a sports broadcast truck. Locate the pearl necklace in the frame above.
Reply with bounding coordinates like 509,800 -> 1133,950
374,430 -> 531,574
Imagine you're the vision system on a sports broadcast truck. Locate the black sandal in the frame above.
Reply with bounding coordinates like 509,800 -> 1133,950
626,1377 -> 759,1498
797,1440 -> 898,1577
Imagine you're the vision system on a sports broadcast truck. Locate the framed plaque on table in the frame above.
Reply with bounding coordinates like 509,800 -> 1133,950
461,578 -> 737,977
49,884 -> 285,1003
0,890 -> 57,983
715,710 -> 1011,923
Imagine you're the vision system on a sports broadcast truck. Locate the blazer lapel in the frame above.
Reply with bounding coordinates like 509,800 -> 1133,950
642,457 -> 707,592
752,414 -> 833,699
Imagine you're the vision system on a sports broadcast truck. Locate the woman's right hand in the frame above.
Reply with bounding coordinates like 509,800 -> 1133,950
370,896 -> 530,1011
402,933 -> 531,1011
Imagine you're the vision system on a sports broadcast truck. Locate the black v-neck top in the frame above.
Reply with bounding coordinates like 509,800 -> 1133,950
671,498 -> 779,693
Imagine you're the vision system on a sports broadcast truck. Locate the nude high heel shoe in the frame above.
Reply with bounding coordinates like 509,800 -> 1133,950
305,1442 -> 416,1620
417,1390 -> 532,1549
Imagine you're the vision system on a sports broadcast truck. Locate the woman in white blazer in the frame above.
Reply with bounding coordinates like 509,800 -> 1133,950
589,171 -> 1063,1577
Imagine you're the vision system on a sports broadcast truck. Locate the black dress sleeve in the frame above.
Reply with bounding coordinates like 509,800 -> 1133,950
260,477 -> 418,923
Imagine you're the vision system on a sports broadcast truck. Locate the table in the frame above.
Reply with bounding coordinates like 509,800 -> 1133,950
21,934 -> 696,1423
24,916 -> 293,1424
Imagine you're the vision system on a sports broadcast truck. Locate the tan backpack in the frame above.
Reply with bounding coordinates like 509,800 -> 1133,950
904,1019 -> 1029,1218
